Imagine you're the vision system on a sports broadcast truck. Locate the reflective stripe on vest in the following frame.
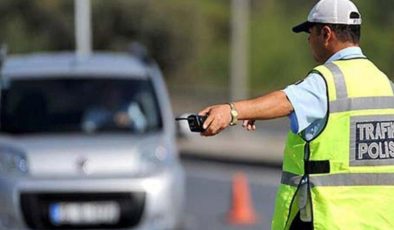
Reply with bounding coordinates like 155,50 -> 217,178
330,96 -> 394,113
325,62 -> 348,99
281,171 -> 394,187
325,62 -> 394,113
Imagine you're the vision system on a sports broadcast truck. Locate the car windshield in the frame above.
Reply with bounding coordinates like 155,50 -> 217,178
0,77 -> 163,134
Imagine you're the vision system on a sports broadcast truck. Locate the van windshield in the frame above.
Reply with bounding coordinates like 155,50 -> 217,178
0,77 -> 163,134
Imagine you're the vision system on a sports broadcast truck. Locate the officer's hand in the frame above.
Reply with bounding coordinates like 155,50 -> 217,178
198,104 -> 231,136
242,120 -> 256,131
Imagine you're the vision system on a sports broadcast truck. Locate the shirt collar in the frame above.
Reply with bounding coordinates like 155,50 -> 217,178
325,46 -> 366,64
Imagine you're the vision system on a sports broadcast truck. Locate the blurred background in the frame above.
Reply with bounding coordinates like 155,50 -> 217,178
0,0 -> 393,229
2,0 -> 393,110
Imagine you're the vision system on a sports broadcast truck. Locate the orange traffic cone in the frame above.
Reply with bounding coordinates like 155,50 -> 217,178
227,172 -> 258,225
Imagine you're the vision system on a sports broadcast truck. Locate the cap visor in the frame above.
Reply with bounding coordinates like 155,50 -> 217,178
292,21 -> 313,33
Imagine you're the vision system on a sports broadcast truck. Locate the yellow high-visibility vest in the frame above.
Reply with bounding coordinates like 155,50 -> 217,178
272,58 -> 394,230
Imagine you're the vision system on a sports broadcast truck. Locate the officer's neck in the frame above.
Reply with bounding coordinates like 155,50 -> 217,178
322,41 -> 359,63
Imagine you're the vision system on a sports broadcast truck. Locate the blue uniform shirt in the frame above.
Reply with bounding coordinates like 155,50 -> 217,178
283,47 -> 366,140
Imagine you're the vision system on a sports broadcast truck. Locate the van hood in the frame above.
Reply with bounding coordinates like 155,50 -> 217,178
0,133 -> 171,177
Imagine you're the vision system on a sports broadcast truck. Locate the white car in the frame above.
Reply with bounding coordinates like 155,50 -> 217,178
0,51 -> 185,230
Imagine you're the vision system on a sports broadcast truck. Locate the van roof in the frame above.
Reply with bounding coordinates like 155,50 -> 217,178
1,52 -> 150,80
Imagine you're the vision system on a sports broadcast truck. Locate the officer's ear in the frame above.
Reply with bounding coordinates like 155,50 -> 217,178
321,25 -> 333,46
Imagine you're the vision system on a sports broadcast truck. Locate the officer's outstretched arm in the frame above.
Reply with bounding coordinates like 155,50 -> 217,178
199,90 -> 293,136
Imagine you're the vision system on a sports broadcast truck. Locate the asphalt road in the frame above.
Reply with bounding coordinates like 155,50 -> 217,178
181,157 -> 282,230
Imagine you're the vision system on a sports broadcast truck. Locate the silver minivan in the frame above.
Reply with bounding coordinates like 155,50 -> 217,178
0,51 -> 185,230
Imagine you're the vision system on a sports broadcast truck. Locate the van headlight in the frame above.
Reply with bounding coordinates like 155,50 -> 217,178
0,147 -> 29,176
138,145 -> 174,176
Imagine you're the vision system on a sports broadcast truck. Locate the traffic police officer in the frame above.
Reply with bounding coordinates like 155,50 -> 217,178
199,0 -> 394,229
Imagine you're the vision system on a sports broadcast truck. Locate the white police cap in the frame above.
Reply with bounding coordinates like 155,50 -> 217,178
293,0 -> 362,33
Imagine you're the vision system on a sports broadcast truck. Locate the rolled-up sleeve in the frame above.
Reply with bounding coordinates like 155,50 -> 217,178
282,73 -> 327,134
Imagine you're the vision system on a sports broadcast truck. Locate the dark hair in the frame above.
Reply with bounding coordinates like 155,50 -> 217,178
315,23 -> 361,44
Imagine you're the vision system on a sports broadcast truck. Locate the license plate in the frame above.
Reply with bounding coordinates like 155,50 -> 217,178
49,201 -> 120,225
